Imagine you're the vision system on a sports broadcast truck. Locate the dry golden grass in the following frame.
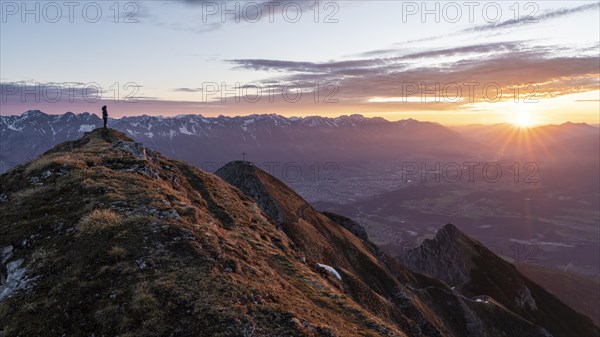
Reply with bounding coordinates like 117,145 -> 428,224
1,129 -> 411,337
25,154 -> 84,175
131,282 -> 159,312
77,209 -> 122,233
76,138 -> 110,153
12,186 -> 48,200
93,304 -> 121,329
108,246 -> 127,261
30,247 -> 55,268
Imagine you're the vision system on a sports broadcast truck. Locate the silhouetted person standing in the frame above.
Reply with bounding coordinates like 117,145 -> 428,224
102,106 -> 108,129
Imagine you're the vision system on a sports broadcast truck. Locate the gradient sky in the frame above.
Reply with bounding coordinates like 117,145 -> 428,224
1,0 -> 599,125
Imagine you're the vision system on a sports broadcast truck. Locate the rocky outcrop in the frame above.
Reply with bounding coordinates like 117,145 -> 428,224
516,286 -> 537,310
215,161 -> 286,225
402,224 -> 474,288
0,246 -> 12,264
322,211 -> 369,242
0,259 -> 32,301
402,223 -> 599,337
113,140 -> 148,160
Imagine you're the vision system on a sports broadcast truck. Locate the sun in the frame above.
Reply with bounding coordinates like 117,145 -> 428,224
515,111 -> 533,128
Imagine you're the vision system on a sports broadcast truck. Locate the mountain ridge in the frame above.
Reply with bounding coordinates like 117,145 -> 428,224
403,223 -> 599,337
1,128 -> 596,336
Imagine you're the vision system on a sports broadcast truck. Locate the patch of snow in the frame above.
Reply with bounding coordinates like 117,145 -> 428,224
317,263 -> 342,281
406,230 -> 418,236
78,124 -> 96,133
7,124 -> 23,132
179,125 -> 194,135
473,295 -> 490,304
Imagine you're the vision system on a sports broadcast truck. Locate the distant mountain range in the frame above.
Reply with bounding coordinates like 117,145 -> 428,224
3,111 -> 598,176
1,110 -> 482,173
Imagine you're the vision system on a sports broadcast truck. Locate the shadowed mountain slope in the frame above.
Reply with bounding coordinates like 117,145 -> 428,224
402,224 -> 599,337
0,129 -> 595,336
216,161 -> 597,337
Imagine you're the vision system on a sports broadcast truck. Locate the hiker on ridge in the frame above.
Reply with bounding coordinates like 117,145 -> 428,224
102,106 -> 108,129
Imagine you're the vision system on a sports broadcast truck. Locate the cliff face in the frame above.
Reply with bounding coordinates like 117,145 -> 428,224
402,224 -> 476,288
403,224 -> 599,337
0,129 -> 596,337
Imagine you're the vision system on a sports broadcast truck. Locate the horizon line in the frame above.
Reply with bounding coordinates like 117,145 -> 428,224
1,109 -> 596,128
